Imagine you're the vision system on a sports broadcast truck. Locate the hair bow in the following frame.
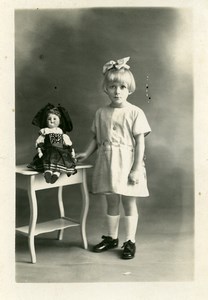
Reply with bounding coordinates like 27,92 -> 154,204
102,56 -> 130,74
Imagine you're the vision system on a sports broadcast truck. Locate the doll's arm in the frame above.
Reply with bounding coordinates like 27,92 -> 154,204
36,147 -> 43,158
63,134 -> 72,146
128,133 -> 145,184
63,134 -> 77,161
35,133 -> 45,158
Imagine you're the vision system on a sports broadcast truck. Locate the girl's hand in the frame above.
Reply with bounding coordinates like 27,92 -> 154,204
128,170 -> 142,185
76,152 -> 88,163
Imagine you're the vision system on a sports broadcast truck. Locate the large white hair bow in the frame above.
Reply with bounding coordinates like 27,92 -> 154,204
102,57 -> 130,74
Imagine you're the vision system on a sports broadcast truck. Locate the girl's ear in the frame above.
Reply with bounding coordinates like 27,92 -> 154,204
128,91 -> 133,95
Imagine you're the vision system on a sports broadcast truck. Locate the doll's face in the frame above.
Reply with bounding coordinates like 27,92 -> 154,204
47,113 -> 60,129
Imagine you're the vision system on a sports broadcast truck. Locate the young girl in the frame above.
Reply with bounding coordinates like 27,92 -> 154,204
28,103 -> 77,183
77,57 -> 151,259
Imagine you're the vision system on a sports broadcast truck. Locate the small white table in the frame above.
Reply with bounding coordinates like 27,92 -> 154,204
16,164 -> 92,264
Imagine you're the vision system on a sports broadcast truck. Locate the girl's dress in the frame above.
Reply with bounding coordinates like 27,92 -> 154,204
28,127 -> 77,176
91,102 -> 151,197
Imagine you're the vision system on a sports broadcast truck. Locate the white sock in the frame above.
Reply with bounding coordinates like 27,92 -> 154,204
53,171 -> 60,177
106,214 -> 120,239
124,215 -> 139,243
45,170 -> 52,174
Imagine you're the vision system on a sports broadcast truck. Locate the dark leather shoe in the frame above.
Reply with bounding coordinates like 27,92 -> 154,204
121,240 -> 136,259
93,235 -> 119,252
44,171 -> 52,183
51,173 -> 59,184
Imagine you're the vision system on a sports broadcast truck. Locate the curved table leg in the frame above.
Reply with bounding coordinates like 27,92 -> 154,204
80,169 -> 89,249
27,176 -> 38,264
57,186 -> 65,240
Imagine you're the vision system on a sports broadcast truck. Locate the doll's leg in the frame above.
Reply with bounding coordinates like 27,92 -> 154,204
44,170 -> 52,183
51,171 -> 60,184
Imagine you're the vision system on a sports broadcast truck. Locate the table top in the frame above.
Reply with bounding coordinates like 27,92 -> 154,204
16,163 -> 93,175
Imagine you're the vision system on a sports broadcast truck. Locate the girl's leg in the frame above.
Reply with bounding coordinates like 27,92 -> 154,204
93,194 -> 120,252
106,194 -> 120,239
122,196 -> 138,216
121,196 -> 138,259
106,193 -> 120,215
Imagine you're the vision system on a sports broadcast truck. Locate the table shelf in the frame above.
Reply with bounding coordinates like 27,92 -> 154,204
16,163 -> 92,263
16,217 -> 80,236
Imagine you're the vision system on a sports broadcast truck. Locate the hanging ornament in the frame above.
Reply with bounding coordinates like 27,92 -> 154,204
145,75 -> 152,103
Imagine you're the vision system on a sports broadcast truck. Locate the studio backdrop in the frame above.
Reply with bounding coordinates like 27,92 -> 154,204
15,8 -> 193,211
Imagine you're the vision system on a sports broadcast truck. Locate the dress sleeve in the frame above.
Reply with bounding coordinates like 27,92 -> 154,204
91,119 -> 96,134
132,109 -> 151,137
63,134 -> 72,146
91,110 -> 99,135
35,134 -> 45,148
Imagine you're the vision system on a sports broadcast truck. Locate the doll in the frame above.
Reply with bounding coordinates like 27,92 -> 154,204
28,103 -> 77,184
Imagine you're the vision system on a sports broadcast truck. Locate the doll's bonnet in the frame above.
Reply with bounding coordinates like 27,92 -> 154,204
32,103 -> 73,133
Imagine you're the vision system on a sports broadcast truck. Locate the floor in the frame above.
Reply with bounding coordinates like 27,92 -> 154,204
15,185 -> 194,283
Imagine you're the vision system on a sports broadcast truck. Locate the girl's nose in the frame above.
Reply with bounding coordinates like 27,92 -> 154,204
115,87 -> 120,94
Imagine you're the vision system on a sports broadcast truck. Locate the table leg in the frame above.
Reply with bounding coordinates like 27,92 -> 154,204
57,186 -> 65,240
80,169 -> 89,249
27,176 -> 38,264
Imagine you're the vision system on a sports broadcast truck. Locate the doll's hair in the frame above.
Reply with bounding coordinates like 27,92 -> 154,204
47,108 -> 61,119
102,68 -> 136,94
32,103 -> 73,132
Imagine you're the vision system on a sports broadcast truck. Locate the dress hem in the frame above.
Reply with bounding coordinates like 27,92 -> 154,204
91,191 -> 149,197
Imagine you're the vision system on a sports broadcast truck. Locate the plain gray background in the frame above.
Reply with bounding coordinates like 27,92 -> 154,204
15,8 -> 193,211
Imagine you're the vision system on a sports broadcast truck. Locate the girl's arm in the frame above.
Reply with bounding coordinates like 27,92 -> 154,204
76,135 -> 97,162
128,133 -> 145,184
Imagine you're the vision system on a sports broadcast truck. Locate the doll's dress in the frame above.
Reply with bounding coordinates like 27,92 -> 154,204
28,127 -> 77,176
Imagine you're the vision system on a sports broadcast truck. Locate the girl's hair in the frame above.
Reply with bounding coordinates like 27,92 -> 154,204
102,68 -> 136,93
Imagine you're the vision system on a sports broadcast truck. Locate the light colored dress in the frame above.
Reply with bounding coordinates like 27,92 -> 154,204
91,102 -> 151,197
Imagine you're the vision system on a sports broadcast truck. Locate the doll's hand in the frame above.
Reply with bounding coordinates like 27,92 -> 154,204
76,152 -> 87,163
128,170 -> 140,185
37,148 -> 43,158
38,152 -> 43,158
71,148 -> 75,158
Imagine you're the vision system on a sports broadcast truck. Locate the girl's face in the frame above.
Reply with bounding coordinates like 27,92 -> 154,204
47,113 -> 60,128
105,81 -> 131,107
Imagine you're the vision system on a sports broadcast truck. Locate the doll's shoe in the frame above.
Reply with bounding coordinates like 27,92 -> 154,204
121,240 -> 136,259
51,173 -> 60,184
44,171 -> 52,183
93,235 -> 119,252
